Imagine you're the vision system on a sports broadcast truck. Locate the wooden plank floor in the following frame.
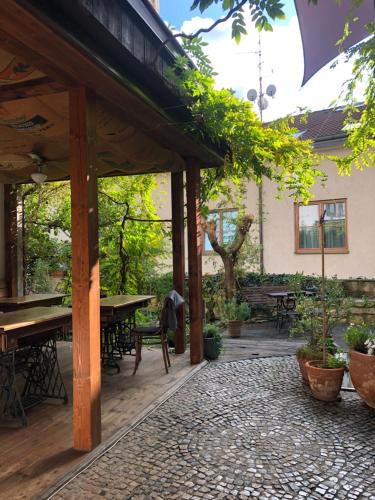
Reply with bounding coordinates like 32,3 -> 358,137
0,343 -> 194,500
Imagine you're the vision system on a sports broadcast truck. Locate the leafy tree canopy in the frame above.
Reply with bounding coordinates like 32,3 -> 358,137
182,0 -> 374,176
168,38 -> 323,208
21,176 -> 169,296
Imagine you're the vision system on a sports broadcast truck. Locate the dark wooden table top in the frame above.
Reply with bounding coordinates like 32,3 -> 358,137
0,306 -> 72,352
0,306 -> 72,333
0,294 -> 66,312
100,295 -> 155,311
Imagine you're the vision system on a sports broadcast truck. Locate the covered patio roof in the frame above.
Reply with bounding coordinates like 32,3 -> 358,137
0,0 -> 224,184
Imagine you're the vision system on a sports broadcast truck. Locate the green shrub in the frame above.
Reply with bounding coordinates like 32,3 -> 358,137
326,355 -> 347,370
203,324 -> 223,351
29,259 -> 52,294
296,345 -> 324,360
237,302 -> 251,321
344,324 -> 375,354
224,300 -> 251,321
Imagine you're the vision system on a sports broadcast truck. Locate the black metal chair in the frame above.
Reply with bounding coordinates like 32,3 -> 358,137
277,293 -> 298,333
131,297 -> 171,375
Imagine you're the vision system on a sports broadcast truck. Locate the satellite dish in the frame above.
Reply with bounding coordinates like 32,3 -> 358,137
266,84 -> 277,97
258,95 -> 269,110
247,89 -> 257,102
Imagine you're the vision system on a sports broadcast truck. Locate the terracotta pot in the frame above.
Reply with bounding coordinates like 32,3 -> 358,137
296,352 -> 323,384
349,349 -> 375,409
50,271 -> 65,278
306,360 -> 344,402
228,320 -> 242,338
296,355 -> 310,384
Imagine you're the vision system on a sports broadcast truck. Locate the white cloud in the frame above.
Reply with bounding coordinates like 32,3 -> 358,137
180,14 -> 366,121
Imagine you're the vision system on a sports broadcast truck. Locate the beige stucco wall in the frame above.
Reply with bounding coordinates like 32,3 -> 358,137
0,184 -> 4,282
262,145 -> 375,278
155,143 -> 374,279
154,173 -> 260,275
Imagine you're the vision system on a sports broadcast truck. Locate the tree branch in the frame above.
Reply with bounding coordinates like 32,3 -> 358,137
202,218 -> 228,259
99,190 -> 172,223
151,0 -> 248,67
229,214 -> 254,255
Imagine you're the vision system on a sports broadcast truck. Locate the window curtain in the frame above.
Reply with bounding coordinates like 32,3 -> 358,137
324,202 -> 345,248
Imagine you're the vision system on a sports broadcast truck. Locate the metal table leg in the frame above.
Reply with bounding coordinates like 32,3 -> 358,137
22,337 -> 68,404
0,350 -> 27,426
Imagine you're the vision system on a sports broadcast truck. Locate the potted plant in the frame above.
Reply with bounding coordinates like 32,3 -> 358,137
305,355 -> 347,402
203,324 -> 223,360
290,278 -> 351,385
225,300 -> 251,338
344,323 -> 375,408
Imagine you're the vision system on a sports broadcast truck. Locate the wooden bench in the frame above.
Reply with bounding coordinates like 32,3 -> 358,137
240,285 -> 289,308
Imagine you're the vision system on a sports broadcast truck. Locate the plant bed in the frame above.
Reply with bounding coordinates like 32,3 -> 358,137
306,360 -> 345,402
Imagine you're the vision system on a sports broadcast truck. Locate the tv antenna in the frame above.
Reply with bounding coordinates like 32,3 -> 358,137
246,34 -> 277,121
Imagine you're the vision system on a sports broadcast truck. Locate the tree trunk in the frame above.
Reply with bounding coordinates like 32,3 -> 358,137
223,255 -> 236,300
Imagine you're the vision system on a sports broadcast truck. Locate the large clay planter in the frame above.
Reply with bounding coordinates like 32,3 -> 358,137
349,349 -> 375,408
296,352 -> 323,384
296,355 -> 311,384
306,361 -> 344,402
228,320 -> 242,338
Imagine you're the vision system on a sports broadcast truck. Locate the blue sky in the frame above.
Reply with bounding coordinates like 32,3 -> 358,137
158,1 -> 365,120
160,0 -> 297,30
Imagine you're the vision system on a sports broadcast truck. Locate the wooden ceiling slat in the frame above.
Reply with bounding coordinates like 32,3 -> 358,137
0,1 -> 223,166
0,77 -> 66,103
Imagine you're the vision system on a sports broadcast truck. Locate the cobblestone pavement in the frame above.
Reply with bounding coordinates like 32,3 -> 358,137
54,357 -> 375,499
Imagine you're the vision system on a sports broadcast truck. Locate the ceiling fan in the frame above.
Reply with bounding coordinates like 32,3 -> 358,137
28,152 -> 48,184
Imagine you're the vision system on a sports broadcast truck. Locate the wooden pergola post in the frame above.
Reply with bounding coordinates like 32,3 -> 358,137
4,184 -> 20,297
186,159 -> 203,364
69,87 -> 101,452
171,171 -> 185,354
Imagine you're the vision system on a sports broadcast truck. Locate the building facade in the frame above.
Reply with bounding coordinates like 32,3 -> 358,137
156,107 -> 375,279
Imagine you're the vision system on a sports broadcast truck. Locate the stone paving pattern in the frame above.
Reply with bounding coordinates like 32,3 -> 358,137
54,357 -> 375,499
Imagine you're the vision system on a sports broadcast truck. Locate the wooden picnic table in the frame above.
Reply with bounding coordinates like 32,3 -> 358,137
0,306 -> 72,425
0,293 -> 66,313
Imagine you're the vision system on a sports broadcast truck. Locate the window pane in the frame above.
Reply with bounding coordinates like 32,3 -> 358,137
204,212 -> 219,252
299,204 -> 320,249
222,210 -> 238,245
324,202 -> 346,248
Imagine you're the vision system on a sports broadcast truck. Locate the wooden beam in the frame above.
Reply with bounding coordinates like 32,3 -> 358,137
186,159 -> 203,365
4,184 -> 18,297
69,87 -> 101,452
0,77 -> 65,103
3,185 -> 18,297
171,171 -> 185,354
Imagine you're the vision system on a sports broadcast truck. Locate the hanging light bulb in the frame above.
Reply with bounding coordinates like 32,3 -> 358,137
31,166 -> 47,184
29,153 -> 47,183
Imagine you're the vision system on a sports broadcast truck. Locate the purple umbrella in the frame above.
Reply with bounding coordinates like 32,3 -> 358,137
294,0 -> 374,86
